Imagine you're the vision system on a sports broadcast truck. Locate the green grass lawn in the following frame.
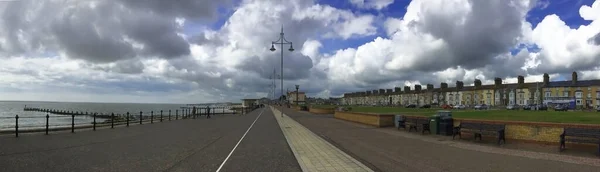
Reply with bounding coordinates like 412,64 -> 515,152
347,106 -> 600,124
309,104 -> 339,109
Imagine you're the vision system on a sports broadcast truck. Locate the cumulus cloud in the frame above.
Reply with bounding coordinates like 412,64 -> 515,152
3,0 -> 600,103
349,0 -> 396,10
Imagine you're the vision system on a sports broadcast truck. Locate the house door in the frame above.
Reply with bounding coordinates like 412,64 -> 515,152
389,97 -> 392,105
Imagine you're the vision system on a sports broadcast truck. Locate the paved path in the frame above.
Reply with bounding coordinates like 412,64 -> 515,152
271,107 -> 372,172
0,107 -> 301,172
274,106 -> 600,172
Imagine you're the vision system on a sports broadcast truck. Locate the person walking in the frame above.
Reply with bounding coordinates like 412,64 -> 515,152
206,106 -> 211,119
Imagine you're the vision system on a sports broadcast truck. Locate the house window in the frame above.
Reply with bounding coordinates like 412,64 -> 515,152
576,92 -> 582,98
545,92 -> 551,97
563,92 -> 569,97
587,93 -> 591,98
597,92 -> 600,99
576,100 -> 581,105
588,87 -> 592,91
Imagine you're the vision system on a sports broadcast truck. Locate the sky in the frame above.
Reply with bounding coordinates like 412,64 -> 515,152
0,0 -> 600,104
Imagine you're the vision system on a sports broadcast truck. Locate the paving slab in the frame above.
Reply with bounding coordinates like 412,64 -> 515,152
275,107 -> 600,172
271,107 -> 373,172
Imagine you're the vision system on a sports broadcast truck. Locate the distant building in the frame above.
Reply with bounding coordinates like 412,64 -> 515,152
241,99 -> 259,107
342,71 -> 600,109
287,91 -> 306,105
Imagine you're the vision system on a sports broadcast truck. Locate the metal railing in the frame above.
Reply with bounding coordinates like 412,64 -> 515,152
1,106 -> 256,137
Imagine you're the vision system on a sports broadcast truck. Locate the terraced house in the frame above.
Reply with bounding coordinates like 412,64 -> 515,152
342,71 -> 600,109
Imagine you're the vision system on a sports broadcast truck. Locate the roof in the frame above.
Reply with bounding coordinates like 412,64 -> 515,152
546,80 -> 600,87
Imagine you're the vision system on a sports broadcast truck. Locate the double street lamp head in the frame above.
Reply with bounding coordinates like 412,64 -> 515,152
269,43 -> 294,52
295,84 -> 299,90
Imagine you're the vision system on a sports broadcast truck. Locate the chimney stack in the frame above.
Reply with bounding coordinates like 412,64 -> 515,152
379,89 -> 386,95
456,81 -> 464,90
394,87 -> 401,92
366,91 -> 372,95
415,85 -> 422,92
441,82 -> 448,89
404,86 -> 411,92
474,79 -> 482,88
494,77 -> 502,88
386,89 -> 393,94
543,73 -> 550,86
372,90 -> 378,95
426,84 -> 434,90
518,75 -> 524,85
572,71 -> 578,85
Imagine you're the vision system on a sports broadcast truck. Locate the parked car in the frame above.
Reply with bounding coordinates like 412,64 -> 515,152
554,104 -> 568,111
474,104 -> 488,110
405,104 -> 417,108
453,104 -> 466,109
506,105 -> 518,110
419,104 -> 431,108
441,104 -> 453,109
537,104 -> 548,111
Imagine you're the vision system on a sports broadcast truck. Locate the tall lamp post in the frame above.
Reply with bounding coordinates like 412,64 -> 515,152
295,85 -> 299,106
270,26 -> 294,103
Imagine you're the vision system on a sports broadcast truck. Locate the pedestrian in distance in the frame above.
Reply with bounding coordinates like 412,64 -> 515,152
206,106 -> 211,119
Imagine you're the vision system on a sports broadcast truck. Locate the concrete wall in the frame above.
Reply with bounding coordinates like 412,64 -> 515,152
309,108 -> 335,114
338,111 -> 600,145
334,111 -> 395,127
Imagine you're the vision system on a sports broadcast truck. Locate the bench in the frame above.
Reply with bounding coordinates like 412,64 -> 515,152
559,128 -> 600,155
453,122 -> 506,145
405,118 -> 430,134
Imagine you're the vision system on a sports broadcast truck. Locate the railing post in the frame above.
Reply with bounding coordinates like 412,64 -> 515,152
111,113 -> 115,129
193,108 -> 196,119
151,111 -> 154,124
139,111 -> 143,124
126,112 -> 130,127
176,110 -> 179,120
71,114 -> 75,133
169,110 -> 171,121
160,110 -> 163,122
15,115 -> 19,138
93,113 -> 96,131
46,114 -> 49,135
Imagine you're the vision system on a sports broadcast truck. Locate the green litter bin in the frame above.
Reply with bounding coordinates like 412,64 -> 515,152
429,114 -> 441,135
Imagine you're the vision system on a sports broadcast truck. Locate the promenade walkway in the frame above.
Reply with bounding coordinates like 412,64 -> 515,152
271,107 -> 372,172
0,108 -> 300,172
274,106 -> 600,172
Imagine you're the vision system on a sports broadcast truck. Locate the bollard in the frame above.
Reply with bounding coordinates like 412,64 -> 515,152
126,112 -> 130,127
15,115 -> 19,138
111,113 -> 115,129
46,114 -> 49,135
93,113 -> 96,131
151,111 -> 154,124
169,110 -> 171,121
139,111 -> 143,124
160,110 -> 163,122
176,110 -> 179,120
71,114 -> 75,133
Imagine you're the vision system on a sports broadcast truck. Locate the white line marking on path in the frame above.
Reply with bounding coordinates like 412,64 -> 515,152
215,108 -> 265,172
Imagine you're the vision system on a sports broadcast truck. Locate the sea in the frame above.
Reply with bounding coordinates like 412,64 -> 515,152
0,101 -> 234,130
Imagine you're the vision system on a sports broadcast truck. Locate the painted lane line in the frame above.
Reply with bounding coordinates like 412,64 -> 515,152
215,108 -> 265,172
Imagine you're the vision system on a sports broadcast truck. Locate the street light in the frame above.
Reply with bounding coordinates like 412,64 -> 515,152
270,26 -> 294,102
295,84 -> 299,105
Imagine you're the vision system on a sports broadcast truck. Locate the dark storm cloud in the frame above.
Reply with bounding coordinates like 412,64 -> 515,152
119,0 -> 231,19
410,0 -> 527,72
0,0 -> 224,63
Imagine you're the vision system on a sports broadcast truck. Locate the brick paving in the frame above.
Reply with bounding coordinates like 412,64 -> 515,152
271,107 -> 373,172
275,106 -> 600,172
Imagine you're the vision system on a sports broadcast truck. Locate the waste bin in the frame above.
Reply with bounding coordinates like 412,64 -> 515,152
438,111 -> 454,136
429,114 -> 441,135
395,115 -> 405,129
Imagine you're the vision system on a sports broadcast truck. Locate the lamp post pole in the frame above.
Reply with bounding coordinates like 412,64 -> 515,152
270,26 -> 294,103
295,85 -> 299,106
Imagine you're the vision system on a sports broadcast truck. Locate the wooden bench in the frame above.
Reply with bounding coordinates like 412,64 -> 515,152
406,118 -> 430,134
453,122 -> 506,145
559,128 -> 600,155
397,118 -> 406,130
